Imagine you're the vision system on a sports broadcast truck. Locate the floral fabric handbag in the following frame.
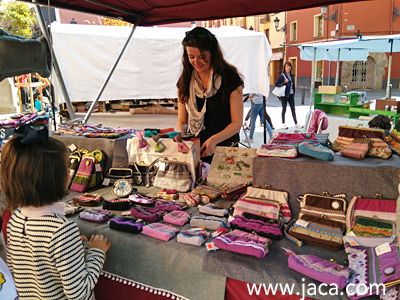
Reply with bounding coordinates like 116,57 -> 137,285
213,230 -> 271,259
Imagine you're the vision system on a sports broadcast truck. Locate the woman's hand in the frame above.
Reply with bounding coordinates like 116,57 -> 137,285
200,136 -> 217,158
284,78 -> 289,83
88,234 -> 111,253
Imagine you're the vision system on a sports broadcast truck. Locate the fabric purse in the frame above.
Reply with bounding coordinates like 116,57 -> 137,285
109,217 -> 143,233
67,150 -> 82,186
348,244 -> 400,300
72,193 -> 103,206
332,125 -> 391,159
85,149 -> 105,189
177,228 -> 210,246
198,204 -> 228,217
340,137 -> 373,159
129,193 -> 154,205
155,200 -> 186,211
271,133 -> 319,149
79,209 -> 113,223
298,142 -> 334,161
147,158 -> 193,192
70,156 -> 95,192
142,223 -> 179,241
163,211 -> 190,226
192,185 -> 222,202
190,215 -> 227,230
243,185 -> 291,223
102,198 -> 131,211
285,248 -> 351,290
111,179 -> 135,198
230,212 -> 284,240
127,162 -> 143,185
256,144 -> 298,158
221,183 -> 249,200
213,229 -> 271,259
130,206 -> 165,222
346,195 -> 397,230
232,198 -> 280,220
106,168 -> 134,184
286,193 -> 347,251
130,161 -> 157,186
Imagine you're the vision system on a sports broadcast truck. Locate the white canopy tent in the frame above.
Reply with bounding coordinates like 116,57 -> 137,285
50,23 -> 272,104
298,34 -> 400,105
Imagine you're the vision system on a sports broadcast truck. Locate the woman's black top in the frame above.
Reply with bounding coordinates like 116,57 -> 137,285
195,68 -> 243,150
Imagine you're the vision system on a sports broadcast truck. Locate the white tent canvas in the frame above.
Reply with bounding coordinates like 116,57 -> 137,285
50,23 -> 272,103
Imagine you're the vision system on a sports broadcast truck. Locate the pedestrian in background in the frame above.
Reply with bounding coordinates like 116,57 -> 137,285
275,61 -> 303,130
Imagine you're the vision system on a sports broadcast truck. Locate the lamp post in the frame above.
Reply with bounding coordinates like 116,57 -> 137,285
70,18 -> 77,24
321,6 -> 337,24
274,17 -> 286,33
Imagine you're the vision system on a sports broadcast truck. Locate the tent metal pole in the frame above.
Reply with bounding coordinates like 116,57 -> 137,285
335,49 -> 340,87
310,48 -> 316,110
83,20 -> 139,124
385,39 -> 394,99
33,1 -> 76,120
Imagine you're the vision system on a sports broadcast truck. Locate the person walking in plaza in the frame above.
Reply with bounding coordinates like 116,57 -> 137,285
242,93 -> 273,143
275,61 -> 303,130
176,27 -> 244,163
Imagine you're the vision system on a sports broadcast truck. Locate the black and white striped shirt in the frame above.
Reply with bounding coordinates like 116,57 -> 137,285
7,209 -> 105,300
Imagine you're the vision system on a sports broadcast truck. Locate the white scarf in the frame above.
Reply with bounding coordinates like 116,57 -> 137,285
185,69 -> 222,137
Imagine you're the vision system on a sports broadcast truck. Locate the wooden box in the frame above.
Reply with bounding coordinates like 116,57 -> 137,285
318,86 -> 342,94
375,99 -> 400,111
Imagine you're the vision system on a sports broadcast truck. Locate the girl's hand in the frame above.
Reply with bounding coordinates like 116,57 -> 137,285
88,234 -> 111,253
80,235 -> 88,243
200,137 -> 217,158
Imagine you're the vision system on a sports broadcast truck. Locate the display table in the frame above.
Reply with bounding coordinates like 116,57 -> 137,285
252,155 -> 400,218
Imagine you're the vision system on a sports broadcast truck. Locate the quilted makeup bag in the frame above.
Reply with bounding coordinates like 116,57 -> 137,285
190,215 -> 227,230
256,144 -> 297,158
285,248 -> 351,290
198,204 -> 228,217
241,185 -> 291,223
79,209 -> 113,223
177,228 -> 210,246
286,193 -> 347,251
347,244 -> 400,300
155,200 -> 186,211
213,230 -> 271,259
109,218 -> 143,234
142,223 -> 179,241
230,212 -> 284,240
130,207 -> 165,222
163,211 -> 190,226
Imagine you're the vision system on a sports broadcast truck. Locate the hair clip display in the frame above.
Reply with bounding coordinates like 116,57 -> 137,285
173,133 -> 189,153
152,134 -> 165,152
136,131 -> 148,151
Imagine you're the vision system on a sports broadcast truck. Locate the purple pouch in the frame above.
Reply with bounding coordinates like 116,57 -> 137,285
287,250 -> 351,290
129,194 -> 154,205
79,209 -> 113,223
109,218 -> 143,233
213,230 -> 270,259
230,213 -> 283,240
163,211 -> 190,226
142,223 -> 179,241
130,206 -> 165,222
155,200 -> 186,211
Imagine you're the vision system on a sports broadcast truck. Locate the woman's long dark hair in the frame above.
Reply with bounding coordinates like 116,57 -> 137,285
282,61 -> 293,74
177,27 -> 243,103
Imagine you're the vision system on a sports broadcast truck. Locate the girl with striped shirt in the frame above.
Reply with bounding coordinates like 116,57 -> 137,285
1,131 -> 111,300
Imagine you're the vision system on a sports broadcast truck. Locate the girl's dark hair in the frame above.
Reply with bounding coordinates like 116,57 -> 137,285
177,27 -> 243,103
1,137 -> 69,210
368,114 -> 391,131
282,61 -> 292,74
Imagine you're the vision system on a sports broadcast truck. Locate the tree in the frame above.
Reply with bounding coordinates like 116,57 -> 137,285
0,1 -> 37,37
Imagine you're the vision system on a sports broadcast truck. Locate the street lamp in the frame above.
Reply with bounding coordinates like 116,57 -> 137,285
274,17 -> 286,33
321,6 -> 337,24
70,18 -> 77,24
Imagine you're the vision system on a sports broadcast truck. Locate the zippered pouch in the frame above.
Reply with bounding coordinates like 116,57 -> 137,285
109,218 -> 143,233
190,215 -> 227,230
213,229 -> 271,259
72,193 -> 103,206
155,200 -> 186,211
198,204 -> 228,217
129,194 -> 154,205
163,211 -> 190,226
130,206 -> 165,222
79,209 -> 113,223
142,223 -> 179,241
102,198 -> 131,210
177,228 -> 210,246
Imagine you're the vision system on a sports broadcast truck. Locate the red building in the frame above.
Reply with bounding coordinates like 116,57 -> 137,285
285,0 -> 400,90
